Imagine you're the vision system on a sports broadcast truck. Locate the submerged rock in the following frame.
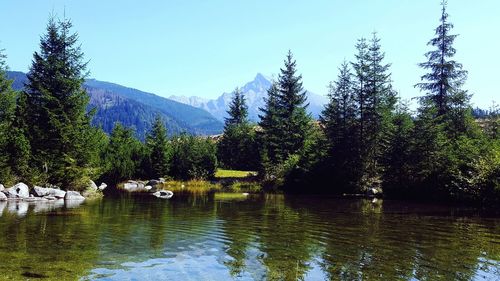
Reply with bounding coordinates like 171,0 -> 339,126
152,190 -> 173,199
6,183 -> 30,199
65,191 -> 85,201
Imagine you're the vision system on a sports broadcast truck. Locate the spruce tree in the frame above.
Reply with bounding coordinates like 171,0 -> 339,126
224,87 -> 248,128
22,17 -> 103,189
258,82 -> 283,164
320,61 -> 360,190
146,115 -> 171,178
276,50 -> 312,159
415,0 -> 470,133
218,88 -> 258,170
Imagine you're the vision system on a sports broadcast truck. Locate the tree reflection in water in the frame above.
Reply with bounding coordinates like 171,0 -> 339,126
0,193 -> 498,280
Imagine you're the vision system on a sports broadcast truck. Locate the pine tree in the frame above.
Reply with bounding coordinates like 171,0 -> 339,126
22,17 -> 103,189
320,61 -> 361,190
321,61 -> 356,152
258,82 -> 283,164
276,50 -> 312,159
364,33 -> 397,185
146,115 -> 171,178
218,88 -> 259,170
224,88 -> 248,128
415,0 -> 470,133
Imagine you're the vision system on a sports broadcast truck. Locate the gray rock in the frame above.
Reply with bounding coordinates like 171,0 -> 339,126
123,182 -> 147,192
6,182 -> 29,198
98,183 -> 107,191
65,191 -> 85,201
144,185 -> 153,191
152,190 -> 173,199
34,186 -> 66,199
0,184 -> 5,192
44,196 -> 56,200
0,192 -> 7,201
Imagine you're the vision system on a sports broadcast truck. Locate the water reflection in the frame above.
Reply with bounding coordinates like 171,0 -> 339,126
0,194 -> 498,280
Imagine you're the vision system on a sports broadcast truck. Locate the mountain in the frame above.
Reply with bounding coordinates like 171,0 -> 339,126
6,71 -> 223,139
169,73 -> 329,122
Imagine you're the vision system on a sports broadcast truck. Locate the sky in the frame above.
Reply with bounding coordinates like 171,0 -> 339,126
0,0 -> 498,109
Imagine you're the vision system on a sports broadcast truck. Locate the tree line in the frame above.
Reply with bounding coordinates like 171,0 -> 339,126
0,2 -> 498,202
217,1 -> 499,203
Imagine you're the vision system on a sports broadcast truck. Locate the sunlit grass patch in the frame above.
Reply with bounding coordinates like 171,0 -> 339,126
215,169 -> 257,179
161,180 -> 221,194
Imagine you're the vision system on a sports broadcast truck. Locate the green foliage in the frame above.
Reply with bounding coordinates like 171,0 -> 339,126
145,115 -> 171,178
170,134 -> 218,180
0,48 -> 19,184
258,51 -> 314,186
16,17 -> 105,190
218,88 -> 260,171
101,123 -> 146,184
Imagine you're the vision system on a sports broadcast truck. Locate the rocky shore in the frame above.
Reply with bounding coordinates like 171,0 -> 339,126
0,180 -> 107,203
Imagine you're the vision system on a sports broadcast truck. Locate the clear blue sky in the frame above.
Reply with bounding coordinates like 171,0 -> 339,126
0,0 -> 498,108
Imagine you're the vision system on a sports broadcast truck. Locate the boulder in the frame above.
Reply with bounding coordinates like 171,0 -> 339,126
98,183 -> 107,191
0,192 -> 7,201
34,186 -> 66,199
152,190 -> 173,199
65,191 -> 85,201
89,180 -> 98,191
123,181 -> 147,192
6,182 -> 30,198
0,184 -> 4,192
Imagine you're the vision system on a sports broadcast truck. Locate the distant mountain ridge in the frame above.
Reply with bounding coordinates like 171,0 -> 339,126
6,71 -> 223,139
170,73 -> 328,122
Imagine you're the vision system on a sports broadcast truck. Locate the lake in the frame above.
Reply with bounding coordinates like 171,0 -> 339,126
0,194 -> 498,280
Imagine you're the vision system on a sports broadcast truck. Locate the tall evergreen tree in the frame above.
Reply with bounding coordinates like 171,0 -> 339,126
258,82 -> 283,164
146,115 -> 171,178
276,50 -> 312,159
218,88 -> 259,170
351,35 -> 396,188
21,17 -> 103,189
320,61 -> 360,190
224,87 -> 248,128
415,0 -> 470,132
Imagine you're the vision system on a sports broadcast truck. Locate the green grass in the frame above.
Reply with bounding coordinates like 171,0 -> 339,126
215,169 -> 257,179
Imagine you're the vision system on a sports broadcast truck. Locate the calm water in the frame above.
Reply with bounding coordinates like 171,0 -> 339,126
0,194 -> 498,281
